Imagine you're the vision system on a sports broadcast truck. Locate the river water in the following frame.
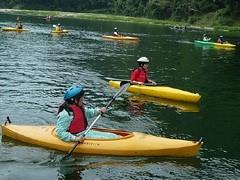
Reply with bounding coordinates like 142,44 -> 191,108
0,14 -> 240,179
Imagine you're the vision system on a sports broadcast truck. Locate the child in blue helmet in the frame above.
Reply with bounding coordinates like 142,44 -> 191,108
56,85 -> 119,142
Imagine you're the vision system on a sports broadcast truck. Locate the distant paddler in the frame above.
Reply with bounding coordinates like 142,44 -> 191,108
2,16 -> 28,32
15,16 -> 23,29
51,23 -> 70,34
217,35 -> 228,44
44,15 -> 51,21
113,27 -> 119,36
55,23 -> 63,31
202,34 -> 211,42
130,57 -> 156,85
102,27 -> 139,41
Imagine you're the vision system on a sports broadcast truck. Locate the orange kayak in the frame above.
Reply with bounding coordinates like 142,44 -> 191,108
1,124 -> 203,157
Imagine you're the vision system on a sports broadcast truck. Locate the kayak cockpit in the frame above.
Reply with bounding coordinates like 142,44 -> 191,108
52,127 -> 134,141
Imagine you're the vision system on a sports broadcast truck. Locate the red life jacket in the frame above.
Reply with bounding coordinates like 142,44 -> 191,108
130,67 -> 149,83
68,104 -> 88,134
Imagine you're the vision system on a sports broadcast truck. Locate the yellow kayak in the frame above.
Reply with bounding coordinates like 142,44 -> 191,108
129,95 -> 199,112
213,42 -> 236,48
51,29 -> 70,34
102,35 -> 139,41
2,27 -> 28,32
109,81 -> 201,103
1,124 -> 203,157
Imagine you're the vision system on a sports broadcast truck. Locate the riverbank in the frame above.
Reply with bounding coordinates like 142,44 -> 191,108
0,9 -> 240,34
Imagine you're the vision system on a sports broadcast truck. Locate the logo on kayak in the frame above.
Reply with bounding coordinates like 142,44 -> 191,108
83,142 -> 100,146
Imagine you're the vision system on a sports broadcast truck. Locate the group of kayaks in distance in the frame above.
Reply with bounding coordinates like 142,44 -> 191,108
2,17 -> 236,48
1,17 -> 140,41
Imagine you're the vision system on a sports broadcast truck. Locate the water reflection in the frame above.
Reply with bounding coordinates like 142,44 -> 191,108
127,95 -> 199,114
56,155 -> 202,179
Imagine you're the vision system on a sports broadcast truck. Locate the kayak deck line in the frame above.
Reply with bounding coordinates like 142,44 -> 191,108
1,124 -> 203,157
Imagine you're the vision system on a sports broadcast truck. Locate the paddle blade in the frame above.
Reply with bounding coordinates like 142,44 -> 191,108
53,24 -> 56,28
120,80 -> 130,86
60,141 -> 81,161
114,82 -> 130,99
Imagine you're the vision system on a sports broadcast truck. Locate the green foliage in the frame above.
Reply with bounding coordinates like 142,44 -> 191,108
0,0 -> 239,26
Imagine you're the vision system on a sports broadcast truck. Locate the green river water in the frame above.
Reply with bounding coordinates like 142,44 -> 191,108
0,13 -> 240,179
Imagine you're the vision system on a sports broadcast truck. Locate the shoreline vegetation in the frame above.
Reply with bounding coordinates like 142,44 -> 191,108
0,9 -> 240,34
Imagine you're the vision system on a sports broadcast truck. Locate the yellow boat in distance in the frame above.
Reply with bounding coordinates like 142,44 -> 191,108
109,80 -> 201,103
51,29 -> 71,34
1,124 -> 203,157
213,42 -> 236,48
129,95 -> 199,112
194,40 -> 236,50
102,35 -> 139,41
2,27 -> 29,32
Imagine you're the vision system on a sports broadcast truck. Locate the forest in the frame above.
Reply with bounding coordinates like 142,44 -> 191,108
0,0 -> 239,26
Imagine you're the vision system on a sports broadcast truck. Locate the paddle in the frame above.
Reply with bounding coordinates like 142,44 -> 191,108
61,82 -> 130,161
119,80 -> 166,87
105,78 -> 165,86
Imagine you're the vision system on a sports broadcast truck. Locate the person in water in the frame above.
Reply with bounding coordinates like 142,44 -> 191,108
202,34 -> 211,41
130,57 -> 156,85
113,27 -> 119,36
56,85 -> 119,142
15,17 -> 23,29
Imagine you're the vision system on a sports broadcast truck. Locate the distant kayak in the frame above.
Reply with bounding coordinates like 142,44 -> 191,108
194,40 -> 236,48
102,35 -> 139,41
109,81 -> 201,103
51,29 -> 70,34
1,124 -> 203,157
2,27 -> 28,32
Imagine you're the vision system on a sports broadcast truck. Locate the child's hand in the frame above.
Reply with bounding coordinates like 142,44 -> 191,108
75,136 -> 84,143
99,107 -> 107,113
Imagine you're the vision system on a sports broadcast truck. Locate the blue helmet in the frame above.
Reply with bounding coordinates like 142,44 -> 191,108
64,85 -> 84,101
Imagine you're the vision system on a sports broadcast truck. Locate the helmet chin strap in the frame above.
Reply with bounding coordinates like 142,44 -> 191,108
74,97 -> 83,106
139,63 -> 144,67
